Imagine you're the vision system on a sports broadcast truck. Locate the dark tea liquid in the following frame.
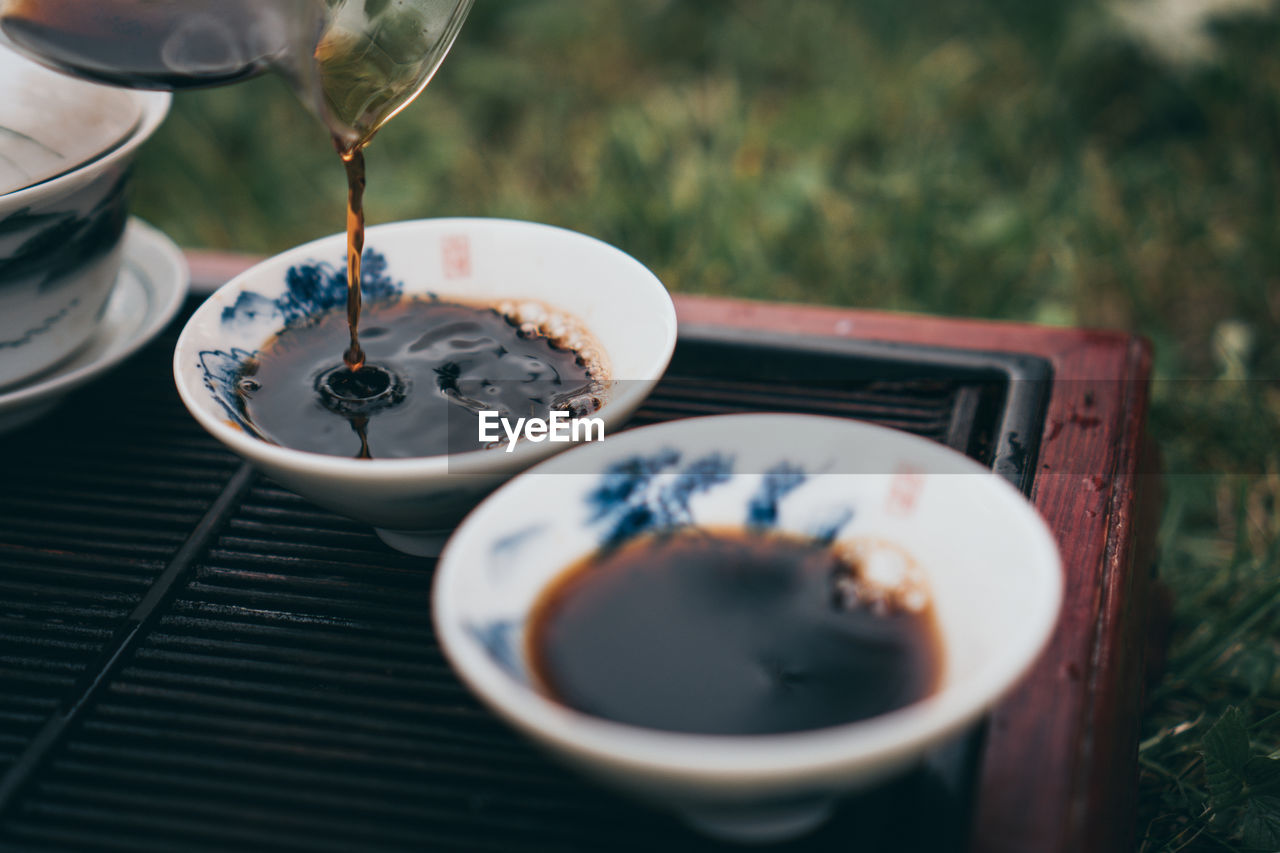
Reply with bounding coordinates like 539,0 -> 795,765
235,299 -> 600,459
529,530 -> 943,736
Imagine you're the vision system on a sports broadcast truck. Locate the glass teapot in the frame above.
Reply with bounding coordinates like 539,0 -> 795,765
0,0 -> 475,150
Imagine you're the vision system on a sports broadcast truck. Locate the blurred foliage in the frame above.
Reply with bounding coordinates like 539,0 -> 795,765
131,2 -> 1280,849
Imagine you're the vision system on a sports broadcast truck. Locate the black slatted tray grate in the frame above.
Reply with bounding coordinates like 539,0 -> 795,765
0,298 -> 1050,852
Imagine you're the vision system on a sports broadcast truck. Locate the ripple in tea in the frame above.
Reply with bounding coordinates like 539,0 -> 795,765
528,529 -> 943,736
234,299 -> 603,459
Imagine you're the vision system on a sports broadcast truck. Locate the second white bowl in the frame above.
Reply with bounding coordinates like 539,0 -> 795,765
433,414 -> 1063,842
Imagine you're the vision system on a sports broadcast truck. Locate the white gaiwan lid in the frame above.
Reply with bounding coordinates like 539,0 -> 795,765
0,44 -> 142,196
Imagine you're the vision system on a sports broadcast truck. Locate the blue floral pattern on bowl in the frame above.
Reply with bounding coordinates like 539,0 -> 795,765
197,249 -> 402,429
465,449 -> 856,685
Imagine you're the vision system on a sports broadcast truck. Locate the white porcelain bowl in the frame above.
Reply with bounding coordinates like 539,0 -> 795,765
432,413 -> 1062,842
173,218 -> 677,554
0,46 -> 170,388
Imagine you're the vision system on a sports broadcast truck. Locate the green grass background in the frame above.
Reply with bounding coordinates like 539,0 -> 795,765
131,1 -> 1280,849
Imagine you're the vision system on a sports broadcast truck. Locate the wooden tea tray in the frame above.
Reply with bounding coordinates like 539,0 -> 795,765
0,250 -> 1161,853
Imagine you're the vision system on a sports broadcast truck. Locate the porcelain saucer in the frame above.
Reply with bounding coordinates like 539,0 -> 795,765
0,218 -> 189,434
